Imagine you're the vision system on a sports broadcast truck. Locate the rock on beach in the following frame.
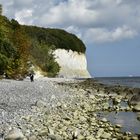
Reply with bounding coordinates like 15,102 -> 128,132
0,78 -> 139,139
5,128 -> 25,140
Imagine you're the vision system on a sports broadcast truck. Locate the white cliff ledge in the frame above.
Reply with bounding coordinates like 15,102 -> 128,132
53,49 -> 91,78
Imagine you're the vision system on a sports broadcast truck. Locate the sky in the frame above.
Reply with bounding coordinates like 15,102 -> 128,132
0,0 -> 140,77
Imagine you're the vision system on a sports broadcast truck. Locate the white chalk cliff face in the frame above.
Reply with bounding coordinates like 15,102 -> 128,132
53,49 -> 91,78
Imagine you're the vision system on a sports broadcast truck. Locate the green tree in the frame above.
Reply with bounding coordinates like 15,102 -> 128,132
0,53 -> 8,74
0,4 -> 2,15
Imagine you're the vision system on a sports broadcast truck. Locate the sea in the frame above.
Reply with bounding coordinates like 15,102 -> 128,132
95,77 -> 140,134
95,77 -> 140,88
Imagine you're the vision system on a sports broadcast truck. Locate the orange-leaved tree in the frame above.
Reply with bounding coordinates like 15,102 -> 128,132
11,19 -> 31,77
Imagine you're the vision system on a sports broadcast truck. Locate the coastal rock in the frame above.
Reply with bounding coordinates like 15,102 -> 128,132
131,136 -> 139,140
96,128 -> 104,138
48,134 -> 57,140
101,118 -> 108,122
38,129 -> 48,136
126,94 -> 134,100
136,113 -> 140,121
5,128 -> 25,140
129,94 -> 140,106
77,135 -> 85,140
133,103 -> 140,111
101,132 -> 111,139
116,124 -> 122,128
35,100 -> 46,108
89,95 -> 95,100
108,127 -> 114,131
28,135 -> 37,140
112,95 -> 122,105
86,135 -> 96,140
48,134 -> 62,140
48,128 -> 54,135
103,102 -> 110,110
56,102 -> 62,107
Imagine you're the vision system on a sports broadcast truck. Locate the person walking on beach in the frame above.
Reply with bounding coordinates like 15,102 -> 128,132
29,74 -> 34,82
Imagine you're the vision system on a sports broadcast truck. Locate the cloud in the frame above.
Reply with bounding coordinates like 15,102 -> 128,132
13,0 -> 34,8
15,9 -> 33,25
84,26 -> 138,44
1,0 -> 140,44
37,0 -> 99,28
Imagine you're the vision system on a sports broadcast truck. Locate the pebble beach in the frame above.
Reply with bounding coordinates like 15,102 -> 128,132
0,77 -> 140,140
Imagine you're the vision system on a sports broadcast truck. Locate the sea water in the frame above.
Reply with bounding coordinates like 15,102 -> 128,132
95,77 -> 140,134
97,111 -> 140,134
95,77 -> 140,88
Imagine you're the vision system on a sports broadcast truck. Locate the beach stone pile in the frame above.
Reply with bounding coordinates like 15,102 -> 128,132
0,78 -> 140,140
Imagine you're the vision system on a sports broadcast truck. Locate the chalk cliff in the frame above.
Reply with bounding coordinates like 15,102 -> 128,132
54,49 -> 91,78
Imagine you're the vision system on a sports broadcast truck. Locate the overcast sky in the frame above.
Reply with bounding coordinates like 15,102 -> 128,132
1,0 -> 140,77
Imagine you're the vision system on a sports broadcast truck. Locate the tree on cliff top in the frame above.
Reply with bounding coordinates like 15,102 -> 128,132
0,4 -> 2,15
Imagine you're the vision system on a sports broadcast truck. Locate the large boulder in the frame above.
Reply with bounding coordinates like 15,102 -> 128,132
129,94 -> 140,105
129,93 -> 140,111
5,128 -> 25,140
133,104 -> 140,111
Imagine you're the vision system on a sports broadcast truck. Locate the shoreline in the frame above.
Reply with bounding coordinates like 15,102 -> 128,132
0,78 -> 140,140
